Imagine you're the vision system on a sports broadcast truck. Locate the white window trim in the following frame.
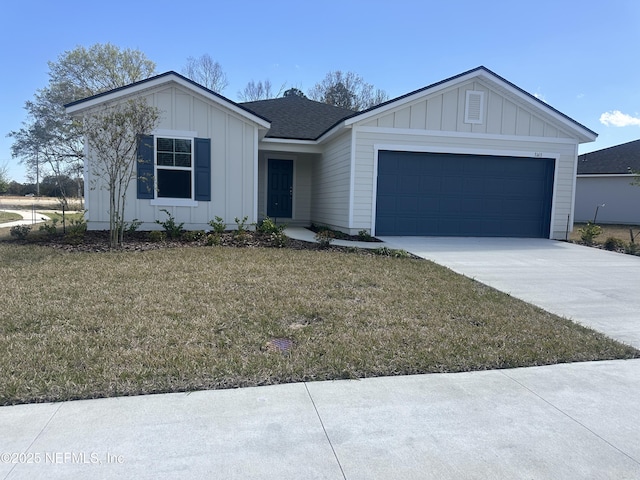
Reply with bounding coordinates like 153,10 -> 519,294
150,133 -> 198,206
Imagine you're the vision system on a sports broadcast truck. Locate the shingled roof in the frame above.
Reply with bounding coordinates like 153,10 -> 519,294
578,139 -> 640,174
240,95 -> 355,140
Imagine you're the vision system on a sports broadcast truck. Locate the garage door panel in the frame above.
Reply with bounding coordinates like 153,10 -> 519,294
376,151 -> 554,237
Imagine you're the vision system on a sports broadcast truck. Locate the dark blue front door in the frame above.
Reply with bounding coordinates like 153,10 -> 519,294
267,159 -> 293,218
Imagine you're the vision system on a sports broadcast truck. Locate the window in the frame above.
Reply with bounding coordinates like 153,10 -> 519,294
156,137 -> 192,199
137,134 -> 211,203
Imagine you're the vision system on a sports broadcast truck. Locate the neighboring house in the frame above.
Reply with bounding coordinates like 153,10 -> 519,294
575,139 -> 640,224
65,66 -> 597,239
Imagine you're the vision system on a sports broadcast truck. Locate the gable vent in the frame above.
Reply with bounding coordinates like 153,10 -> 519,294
465,90 -> 485,124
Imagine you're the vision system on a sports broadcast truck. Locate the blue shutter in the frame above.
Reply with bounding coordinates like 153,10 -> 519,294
137,135 -> 154,199
194,137 -> 211,201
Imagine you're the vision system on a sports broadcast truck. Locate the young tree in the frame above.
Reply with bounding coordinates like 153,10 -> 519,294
182,54 -> 228,93
0,163 -> 9,194
238,79 -> 286,101
9,43 -> 156,204
82,99 -> 160,248
308,71 -> 389,111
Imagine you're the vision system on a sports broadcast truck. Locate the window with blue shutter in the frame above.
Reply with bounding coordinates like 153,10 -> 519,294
136,134 -> 211,202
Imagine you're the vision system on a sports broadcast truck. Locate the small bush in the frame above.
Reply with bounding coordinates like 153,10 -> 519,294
625,242 -> 639,255
234,216 -> 249,235
9,225 -> 30,240
208,216 -> 226,234
373,246 -> 410,258
149,231 -> 166,242
65,217 -> 87,244
156,209 -> 184,239
269,231 -> 289,248
604,237 -> 626,252
357,229 -> 373,241
206,233 -> 222,246
39,218 -> 59,236
182,230 -> 205,242
123,219 -> 143,236
257,217 -> 285,234
315,230 -> 334,248
579,222 -> 602,245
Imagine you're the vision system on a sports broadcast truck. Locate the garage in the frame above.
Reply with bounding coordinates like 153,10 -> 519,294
375,151 -> 555,237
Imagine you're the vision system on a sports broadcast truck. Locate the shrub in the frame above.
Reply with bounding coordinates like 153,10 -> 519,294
579,222 -> 602,245
123,219 -> 143,236
65,217 -> 87,244
149,231 -> 166,242
206,233 -> 222,246
257,216 -> 285,234
208,216 -> 226,234
234,216 -> 249,234
182,230 -> 205,242
625,242 -> 639,255
357,229 -> 373,241
269,231 -> 289,248
315,230 -> 334,248
603,237 -> 626,252
9,225 -> 30,240
373,246 -> 410,258
39,218 -> 59,236
156,209 -> 184,239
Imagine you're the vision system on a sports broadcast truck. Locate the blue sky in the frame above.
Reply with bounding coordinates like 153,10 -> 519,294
2,0 -> 640,182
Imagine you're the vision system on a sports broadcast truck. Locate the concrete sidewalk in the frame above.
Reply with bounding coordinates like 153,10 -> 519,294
2,360 -> 640,479
0,209 -> 50,229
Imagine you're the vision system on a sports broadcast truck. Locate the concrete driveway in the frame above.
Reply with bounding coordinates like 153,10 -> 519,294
379,237 -> 640,349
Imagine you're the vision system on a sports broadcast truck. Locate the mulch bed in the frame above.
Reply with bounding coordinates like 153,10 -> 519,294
9,230 -> 387,255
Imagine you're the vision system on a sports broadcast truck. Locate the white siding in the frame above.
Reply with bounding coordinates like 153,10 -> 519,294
311,131 -> 352,229
85,84 -> 259,230
575,176 -> 640,224
362,81 -> 575,140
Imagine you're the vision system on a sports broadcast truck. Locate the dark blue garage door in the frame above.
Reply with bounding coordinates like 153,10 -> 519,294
375,151 -> 555,237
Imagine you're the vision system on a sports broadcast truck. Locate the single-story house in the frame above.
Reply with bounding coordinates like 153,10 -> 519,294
65,66 -> 597,239
575,139 -> 640,224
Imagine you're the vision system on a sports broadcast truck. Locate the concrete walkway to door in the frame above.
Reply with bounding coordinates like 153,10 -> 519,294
378,237 -> 640,349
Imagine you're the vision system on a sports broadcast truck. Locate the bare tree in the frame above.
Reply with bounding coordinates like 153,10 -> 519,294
9,43 -> 156,204
238,79 -> 286,101
182,54 -> 228,93
308,71 -> 389,111
81,99 -> 160,248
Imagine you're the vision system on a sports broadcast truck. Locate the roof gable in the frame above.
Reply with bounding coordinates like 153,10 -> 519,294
344,66 -> 597,144
64,71 -> 271,129
578,139 -> 640,174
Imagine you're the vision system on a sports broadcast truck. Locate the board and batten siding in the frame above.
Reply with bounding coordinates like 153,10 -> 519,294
85,84 -> 259,230
352,131 -> 578,239
310,131 -> 352,230
362,80 -> 575,140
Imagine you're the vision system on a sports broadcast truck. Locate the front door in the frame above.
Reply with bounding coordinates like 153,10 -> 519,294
267,159 -> 293,218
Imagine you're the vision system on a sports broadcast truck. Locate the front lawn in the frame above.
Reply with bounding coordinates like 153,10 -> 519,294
0,244 -> 637,406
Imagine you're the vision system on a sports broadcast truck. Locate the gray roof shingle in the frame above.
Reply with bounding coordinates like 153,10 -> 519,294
578,139 -> 640,174
240,95 -> 355,140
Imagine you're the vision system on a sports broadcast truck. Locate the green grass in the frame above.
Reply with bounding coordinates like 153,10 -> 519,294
0,212 -> 22,224
0,244 -> 637,406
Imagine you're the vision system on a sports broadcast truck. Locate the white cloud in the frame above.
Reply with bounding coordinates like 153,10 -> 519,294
599,110 -> 640,127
